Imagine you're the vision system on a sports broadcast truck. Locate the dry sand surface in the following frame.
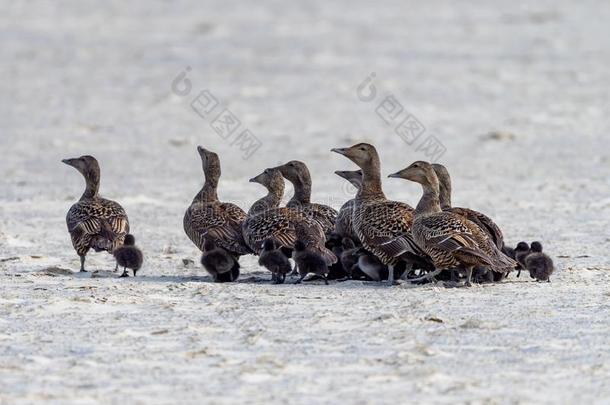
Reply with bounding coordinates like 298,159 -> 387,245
1,1 -> 609,403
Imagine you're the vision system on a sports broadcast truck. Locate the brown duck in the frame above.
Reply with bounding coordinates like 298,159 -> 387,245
243,168 -> 336,265
184,147 -> 250,258
331,143 -> 427,284
273,161 -> 338,235
388,161 -> 517,286
63,155 -> 129,272
432,163 -> 505,250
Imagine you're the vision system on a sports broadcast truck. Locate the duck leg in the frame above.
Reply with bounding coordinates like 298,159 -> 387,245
277,273 -> 286,284
465,266 -> 473,287
79,255 -> 87,272
385,265 -> 395,285
294,274 -> 307,284
323,275 -> 329,285
114,262 -> 119,272
120,267 -> 129,278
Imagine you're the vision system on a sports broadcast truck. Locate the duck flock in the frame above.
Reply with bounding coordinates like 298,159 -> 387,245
61,143 -> 554,286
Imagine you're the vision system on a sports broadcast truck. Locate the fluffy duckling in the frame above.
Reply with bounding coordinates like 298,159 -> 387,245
113,234 -> 143,277
340,237 -> 360,277
514,241 -> 530,277
526,241 -> 554,282
273,161 -> 338,235
201,238 -> 240,282
63,155 -> 130,272
326,233 -> 348,279
389,161 -> 518,286
293,240 -> 330,285
332,144 -> 429,285
356,251 -> 388,282
258,239 -> 292,284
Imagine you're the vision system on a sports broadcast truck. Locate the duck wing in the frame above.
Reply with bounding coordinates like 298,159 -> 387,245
66,198 -> 129,254
242,208 -> 298,253
449,207 -> 504,249
184,201 -> 250,256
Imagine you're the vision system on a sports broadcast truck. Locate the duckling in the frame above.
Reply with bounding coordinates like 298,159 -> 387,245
258,239 -> 292,284
326,233 -> 348,279
113,234 -> 143,277
331,144 -> 430,285
356,251 -> 388,282
63,155 -> 130,272
273,161 -> 338,235
333,170 -> 363,244
201,238 -> 240,282
243,168 -> 336,266
388,161 -> 518,286
339,237 -> 360,277
184,146 -> 251,262
293,240 -> 330,285
525,241 -> 554,282
514,241 -> 530,277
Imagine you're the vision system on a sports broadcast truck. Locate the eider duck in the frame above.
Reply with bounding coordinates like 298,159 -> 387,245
201,238 -> 240,282
293,240 -> 330,285
331,143 -> 428,284
62,155 -> 129,272
525,241 -> 554,282
243,168 -> 336,265
333,170 -> 363,244
273,161 -> 338,235
113,234 -> 143,277
258,239 -> 292,284
514,241 -> 531,277
388,161 -> 518,286
432,163 -> 506,250
184,147 -> 251,268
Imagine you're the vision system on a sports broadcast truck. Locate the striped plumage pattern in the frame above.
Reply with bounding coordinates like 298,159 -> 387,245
287,200 -> 338,235
353,199 -> 424,266
412,211 -> 515,272
66,198 -> 129,256
448,207 -> 504,250
184,201 -> 250,256
334,199 -> 360,244
243,207 -> 336,265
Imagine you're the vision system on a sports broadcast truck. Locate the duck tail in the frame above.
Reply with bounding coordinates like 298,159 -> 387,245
314,246 -> 338,266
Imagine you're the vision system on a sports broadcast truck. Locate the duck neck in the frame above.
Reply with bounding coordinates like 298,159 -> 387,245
249,189 -> 282,215
357,162 -> 386,200
416,181 -> 442,216
194,176 -> 219,203
80,170 -> 100,200
289,179 -> 311,205
437,177 -> 452,210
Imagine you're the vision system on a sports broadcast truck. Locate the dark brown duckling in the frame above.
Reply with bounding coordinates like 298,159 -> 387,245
333,170 -> 363,244
331,144 -> 429,285
273,161 -> 338,236
514,241 -> 530,277
389,161 -> 518,286
293,240 -> 330,285
201,238 -> 240,282
326,233 -> 348,279
258,239 -> 292,284
525,241 -> 554,282
184,146 -> 250,260
63,155 -> 130,272
113,234 -> 143,277
340,237 -> 360,278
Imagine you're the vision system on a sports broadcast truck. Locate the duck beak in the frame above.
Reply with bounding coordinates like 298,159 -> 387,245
387,172 -> 401,179
62,158 -> 77,167
331,147 -> 348,156
197,146 -> 207,155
